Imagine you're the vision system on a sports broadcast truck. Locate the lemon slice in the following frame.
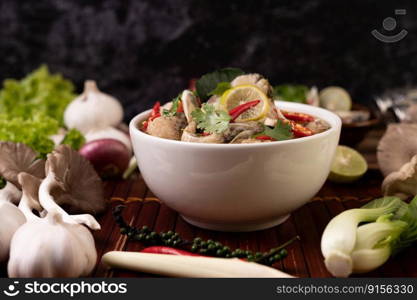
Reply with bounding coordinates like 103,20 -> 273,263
220,84 -> 270,122
328,146 -> 368,183
319,86 -> 352,111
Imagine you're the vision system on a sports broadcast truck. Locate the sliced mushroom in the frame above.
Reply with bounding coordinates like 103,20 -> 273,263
382,155 -> 417,199
229,130 -> 257,144
181,90 -> 200,123
40,145 -> 105,215
147,116 -> 185,141
224,122 -> 264,142
231,74 -> 272,96
181,121 -> 224,143
0,142 -> 45,204
377,124 -> 417,177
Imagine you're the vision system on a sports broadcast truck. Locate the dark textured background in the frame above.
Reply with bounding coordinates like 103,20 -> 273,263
0,0 -> 416,120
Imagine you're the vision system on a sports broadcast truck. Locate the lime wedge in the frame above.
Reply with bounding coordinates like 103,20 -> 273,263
319,86 -> 352,111
328,146 -> 368,183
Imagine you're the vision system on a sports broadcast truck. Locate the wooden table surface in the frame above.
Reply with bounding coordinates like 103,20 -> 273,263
91,129 -> 417,278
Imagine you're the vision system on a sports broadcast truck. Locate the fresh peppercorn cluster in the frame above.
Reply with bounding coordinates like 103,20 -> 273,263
113,205 -> 298,266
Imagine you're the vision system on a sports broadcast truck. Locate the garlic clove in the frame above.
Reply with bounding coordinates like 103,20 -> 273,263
64,80 -> 124,134
0,201 -> 26,262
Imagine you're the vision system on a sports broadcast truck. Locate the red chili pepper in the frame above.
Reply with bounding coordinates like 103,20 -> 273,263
201,132 -> 211,136
142,120 -> 149,131
290,121 -> 314,137
141,246 -> 203,257
177,100 -> 184,113
149,101 -> 161,120
142,102 -> 161,131
229,100 -> 261,122
282,111 -> 315,123
255,135 -> 275,141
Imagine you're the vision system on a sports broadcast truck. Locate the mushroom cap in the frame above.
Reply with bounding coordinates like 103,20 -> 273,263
377,124 -> 417,177
382,155 -> 417,199
45,145 -> 105,214
0,142 -> 45,188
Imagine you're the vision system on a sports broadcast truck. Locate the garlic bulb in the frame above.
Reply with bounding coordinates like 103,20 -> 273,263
85,126 -> 132,152
0,201 -> 25,262
8,172 -> 100,278
64,80 -> 124,134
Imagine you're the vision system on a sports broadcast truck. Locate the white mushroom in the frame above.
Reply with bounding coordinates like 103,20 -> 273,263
231,73 -> 272,96
147,116 -> 185,141
377,124 -> 417,177
181,122 -> 224,143
181,90 -> 200,123
382,155 -> 417,199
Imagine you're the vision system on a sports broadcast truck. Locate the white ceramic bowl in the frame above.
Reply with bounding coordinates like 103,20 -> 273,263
130,101 -> 341,232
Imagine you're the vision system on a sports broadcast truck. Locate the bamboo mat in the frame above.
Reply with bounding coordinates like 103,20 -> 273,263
92,168 -> 417,278
91,128 -> 417,278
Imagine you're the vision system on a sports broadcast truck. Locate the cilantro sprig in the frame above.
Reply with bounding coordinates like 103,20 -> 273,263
191,104 -> 231,134
162,94 -> 181,117
256,120 -> 293,141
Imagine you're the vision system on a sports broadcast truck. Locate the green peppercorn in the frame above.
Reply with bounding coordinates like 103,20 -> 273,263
279,249 -> 288,257
199,249 -> 208,254
166,231 -> 174,237
207,244 -> 216,251
193,237 -> 202,244
207,239 -> 214,244
191,245 -> 198,252
120,228 -> 127,234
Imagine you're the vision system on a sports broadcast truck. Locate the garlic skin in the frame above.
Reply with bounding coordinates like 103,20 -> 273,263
8,212 -> 98,278
0,201 -> 25,262
85,127 -> 132,152
64,80 -> 124,134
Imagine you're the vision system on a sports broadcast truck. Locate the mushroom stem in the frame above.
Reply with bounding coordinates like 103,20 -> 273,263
38,173 -> 101,230
0,182 -> 22,205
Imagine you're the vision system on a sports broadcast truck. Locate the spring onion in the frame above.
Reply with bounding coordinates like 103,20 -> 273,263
321,196 -> 417,277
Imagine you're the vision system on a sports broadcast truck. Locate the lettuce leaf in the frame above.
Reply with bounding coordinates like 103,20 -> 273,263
0,65 -> 83,156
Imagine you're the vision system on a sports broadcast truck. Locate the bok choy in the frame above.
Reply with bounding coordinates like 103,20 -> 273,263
321,196 -> 417,277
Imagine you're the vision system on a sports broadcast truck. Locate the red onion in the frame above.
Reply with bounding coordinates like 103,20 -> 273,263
79,139 -> 130,178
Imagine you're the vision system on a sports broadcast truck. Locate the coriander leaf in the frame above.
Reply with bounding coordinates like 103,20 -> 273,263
208,82 -> 231,96
61,128 -> 85,150
272,84 -> 308,103
163,94 -> 181,117
257,120 -> 293,141
196,68 -> 244,101
191,104 -> 231,134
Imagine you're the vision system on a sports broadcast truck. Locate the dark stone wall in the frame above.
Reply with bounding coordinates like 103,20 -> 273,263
0,0 -> 416,120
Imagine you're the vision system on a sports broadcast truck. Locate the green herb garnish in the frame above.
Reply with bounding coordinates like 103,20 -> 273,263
0,65 -> 83,156
61,128 -> 85,150
272,84 -> 308,103
257,120 -> 293,141
162,94 -> 181,117
191,104 -> 231,134
208,82 -> 231,96
196,68 -> 244,101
